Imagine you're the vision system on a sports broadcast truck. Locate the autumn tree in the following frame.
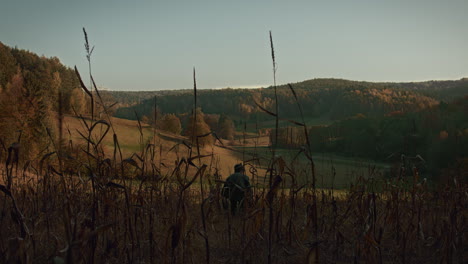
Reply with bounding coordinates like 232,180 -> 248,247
70,88 -> 87,115
152,107 -> 163,127
218,114 -> 235,140
0,72 -> 44,157
0,42 -> 17,89
50,71 -> 62,113
160,114 -> 182,135
204,114 -> 219,132
184,108 -> 213,146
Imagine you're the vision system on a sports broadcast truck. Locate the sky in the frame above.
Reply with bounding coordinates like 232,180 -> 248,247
1,0 -> 467,91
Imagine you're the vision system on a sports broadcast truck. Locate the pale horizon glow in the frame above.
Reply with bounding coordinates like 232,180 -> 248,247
1,0 -> 467,91
212,84 -> 270,90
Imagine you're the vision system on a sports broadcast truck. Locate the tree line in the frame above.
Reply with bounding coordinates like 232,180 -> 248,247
142,104 -> 236,145
113,78 -> 468,127
0,42 -> 87,157
270,96 -> 468,180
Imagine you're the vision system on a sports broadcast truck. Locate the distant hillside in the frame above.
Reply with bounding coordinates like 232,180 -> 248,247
107,90 -> 186,107
113,78 -> 468,125
383,79 -> 468,101
302,95 -> 468,177
111,78 -> 468,110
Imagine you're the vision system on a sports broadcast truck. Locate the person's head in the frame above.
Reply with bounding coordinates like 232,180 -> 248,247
234,163 -> 245,173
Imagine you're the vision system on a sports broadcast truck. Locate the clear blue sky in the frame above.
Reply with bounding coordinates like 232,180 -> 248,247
1,0 -> 467,90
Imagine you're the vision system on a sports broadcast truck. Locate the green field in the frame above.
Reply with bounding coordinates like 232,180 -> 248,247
235,146 -> 391,189
239,116 -> 332,133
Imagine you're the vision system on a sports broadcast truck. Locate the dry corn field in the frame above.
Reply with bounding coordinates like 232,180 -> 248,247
0,131 -> 466,263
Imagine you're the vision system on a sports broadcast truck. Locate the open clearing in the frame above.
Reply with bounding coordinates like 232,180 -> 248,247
234,146 -> 390,189
59,115 -> 388,189
62,115 -> 248,179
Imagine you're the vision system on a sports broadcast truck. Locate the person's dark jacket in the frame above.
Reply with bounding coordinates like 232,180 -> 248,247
222,172 -> 250,202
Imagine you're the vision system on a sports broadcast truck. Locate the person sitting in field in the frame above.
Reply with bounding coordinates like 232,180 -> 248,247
222,164 -> 251,215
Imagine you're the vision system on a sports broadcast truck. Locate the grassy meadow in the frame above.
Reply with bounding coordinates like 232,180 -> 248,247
234,146 -> 391,189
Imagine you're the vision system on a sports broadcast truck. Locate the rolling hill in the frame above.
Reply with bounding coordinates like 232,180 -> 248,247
113,78 -> 468,127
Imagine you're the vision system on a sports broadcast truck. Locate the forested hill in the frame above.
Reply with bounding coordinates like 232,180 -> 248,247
0,41 -> 88,156
390,79 -> 468,101
1,40 -> 466,126
114,78 -> 468,122
0,42 -> 83,114
283,78 -> 468,101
